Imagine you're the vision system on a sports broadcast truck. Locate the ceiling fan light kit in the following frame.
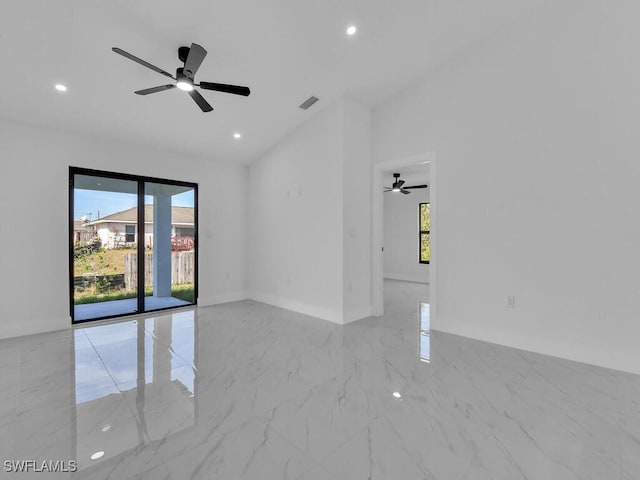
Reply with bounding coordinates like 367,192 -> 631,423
384,173 -> 428,195
176,69 -> 194,91
112,43 -> 250,112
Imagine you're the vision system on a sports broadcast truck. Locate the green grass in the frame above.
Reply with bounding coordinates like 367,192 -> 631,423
165,284 -> 195,302
74,284 -> 194,305
73,247 -> 137,277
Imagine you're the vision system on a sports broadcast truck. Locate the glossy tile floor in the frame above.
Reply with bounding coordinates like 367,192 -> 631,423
1,279 -> 639,479
74,296 -> 191,321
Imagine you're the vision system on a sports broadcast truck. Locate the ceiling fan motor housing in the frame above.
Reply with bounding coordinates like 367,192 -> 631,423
392,173 -> 401,189
176,67 -> 193,83
178,46 -> 190,64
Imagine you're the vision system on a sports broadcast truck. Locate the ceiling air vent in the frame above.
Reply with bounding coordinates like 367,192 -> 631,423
299,96 -> 319,110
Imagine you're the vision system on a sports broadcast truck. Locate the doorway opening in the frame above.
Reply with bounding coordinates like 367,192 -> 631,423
371,153 -> 436,325
69,167 -> 198,323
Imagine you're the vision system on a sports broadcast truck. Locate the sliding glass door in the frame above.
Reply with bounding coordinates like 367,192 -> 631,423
144,182 -> 196,311
70,168 -> 198,323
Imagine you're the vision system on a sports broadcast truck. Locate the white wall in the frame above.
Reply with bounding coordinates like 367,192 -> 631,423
248,97 -> 372,323
248,102 -> 344,322
373,0 -> 640,374
0,120 -> 248,339
384,186 -> 429,283
342,98 -> 373,322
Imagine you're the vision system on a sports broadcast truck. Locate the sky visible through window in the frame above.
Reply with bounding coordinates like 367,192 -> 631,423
74,190 -> 194,221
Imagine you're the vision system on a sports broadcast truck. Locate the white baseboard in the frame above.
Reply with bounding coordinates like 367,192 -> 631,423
432,324 -> 640,376
343,307 -> 373,324
384,273 -> 429,284
0,318 -> 69,341
199,291 -> 248,307
247,292 -> 344,324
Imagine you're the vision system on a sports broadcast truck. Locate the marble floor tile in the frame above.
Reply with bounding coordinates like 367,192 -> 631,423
268,376 -> 378,462
158,417 -> 336,480
69,441 -> 168,480
621,430 -> 640,480
617,370 -> 640,480
488,370 -> 623,480
0,279 -> 635,479
323,415 -> 467,480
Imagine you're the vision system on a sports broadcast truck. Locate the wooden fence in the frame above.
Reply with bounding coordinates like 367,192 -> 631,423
124,251 -> 194,291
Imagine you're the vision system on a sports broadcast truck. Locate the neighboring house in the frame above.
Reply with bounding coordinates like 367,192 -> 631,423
73,220 -> 95,245
89,205 -> 194,249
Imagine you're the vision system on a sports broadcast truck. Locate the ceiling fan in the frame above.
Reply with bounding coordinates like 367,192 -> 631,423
112,43 -> 250,112
384,173 -> 428,195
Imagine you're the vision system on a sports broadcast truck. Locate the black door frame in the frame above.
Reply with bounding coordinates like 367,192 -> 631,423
69,166 -> 199,324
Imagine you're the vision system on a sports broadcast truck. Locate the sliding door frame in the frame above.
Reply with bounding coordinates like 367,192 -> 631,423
69,166 -> 199,324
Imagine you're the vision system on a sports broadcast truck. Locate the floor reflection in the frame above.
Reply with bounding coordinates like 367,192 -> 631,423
419,302 -> 430,363
73,311 -> 197,471
4,280 -> 636,478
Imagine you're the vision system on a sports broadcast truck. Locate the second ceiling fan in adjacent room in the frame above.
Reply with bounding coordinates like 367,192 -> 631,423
384,173 -> 428,194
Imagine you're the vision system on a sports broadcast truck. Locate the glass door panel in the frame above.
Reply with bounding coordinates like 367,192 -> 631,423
72,174 -> 138,321
143,182 -> 196,311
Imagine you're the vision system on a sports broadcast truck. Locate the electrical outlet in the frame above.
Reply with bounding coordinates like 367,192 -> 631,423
506,296 -> 516,309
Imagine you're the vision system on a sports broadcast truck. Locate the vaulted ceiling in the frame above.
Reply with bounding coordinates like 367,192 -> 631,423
0,0 -> 543,163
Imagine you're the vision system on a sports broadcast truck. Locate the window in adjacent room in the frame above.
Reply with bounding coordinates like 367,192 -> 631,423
419,202 -> 430,264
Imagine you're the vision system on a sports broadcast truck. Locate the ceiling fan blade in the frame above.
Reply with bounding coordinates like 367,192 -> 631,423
184,43 -> 207,78
199,82 -> 251,96
135,85 -> 176,95
404,185 -> 428,189
112,47 -> 175,79
401,189 -> 411,195
189,90 -> 213,112
397,180 -> 405,187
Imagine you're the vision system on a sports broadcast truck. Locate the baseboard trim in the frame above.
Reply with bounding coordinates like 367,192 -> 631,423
343,307 -> 373,324
247,292 -> 344,324
384,274 -> 429,284
199,291 -> 248,307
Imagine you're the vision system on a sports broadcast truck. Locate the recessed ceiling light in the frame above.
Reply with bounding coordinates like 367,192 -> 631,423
233,132 -> 242,139
55,84 -> 67,92
90,451 -> 105,460
101,424 -> 111,432
392,392 -> 402,399
346,25 -> 357,36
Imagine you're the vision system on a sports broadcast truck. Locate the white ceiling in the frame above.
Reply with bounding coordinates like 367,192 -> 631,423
0,0 -> 543,164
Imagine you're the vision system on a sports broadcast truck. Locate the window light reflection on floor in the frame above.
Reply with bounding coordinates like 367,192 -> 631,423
419,302 -> 430,363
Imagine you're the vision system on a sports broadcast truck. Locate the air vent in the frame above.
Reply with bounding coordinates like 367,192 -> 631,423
299,96 -> 319,110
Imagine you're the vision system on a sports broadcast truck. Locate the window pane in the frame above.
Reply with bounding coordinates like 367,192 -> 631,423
420,233 -> 430,263
420,203 -> 430,232
144,183 -> 196,311
125,225 -> 135,243
72,174 -> 138,321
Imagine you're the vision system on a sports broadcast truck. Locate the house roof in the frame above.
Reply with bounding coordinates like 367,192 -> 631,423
90,205 -> 194,226
73,220 -> 91,231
